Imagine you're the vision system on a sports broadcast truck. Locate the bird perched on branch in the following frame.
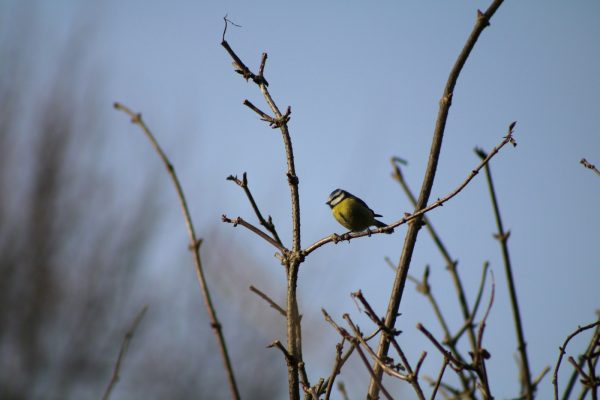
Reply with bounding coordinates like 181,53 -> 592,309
326,189 -> 393,234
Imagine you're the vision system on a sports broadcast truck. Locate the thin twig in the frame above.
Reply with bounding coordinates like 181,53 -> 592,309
366,3 -> 506,397
268,339 -> 293,361
470,262 -> 490,325
418,323 -> 471,372
222,214 -> 287,253
476,145 -> 533,400
321,309 -> 394,400
409,267 -> 451,342
430,358 -> 450,400
250,285 -> 286,316
532,366 -> 551,388
102,306 -> 148,400
392,156 -> 478,356
568,357 -> 589,381
344,314 -> 413,383
553,319 -> 600,400
393,160 -> 478,396
473,271 -> 495,399
323,339 -> 356,399
114,103 -> 241,400
575,321 -> 600,400
227,172 -> 284,246
580,158 -> 600,177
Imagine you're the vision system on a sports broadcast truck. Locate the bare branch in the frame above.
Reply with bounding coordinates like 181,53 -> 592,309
366,3 -> 506,397
268,339 -> 293,361
553,319 -> 600,400
477,143 -> 533,399
114,102 -> 240,400
581,158 -> 600,177
430,358 -> 450,400
222,214 -> 287,253
323,339 -> 356,399
418,323 -> 471,372
320,309 -> 395,400
392,157 -> 479,357
249,285 -> 286,317
221,29 -> 303,398
226,172 -> 284,246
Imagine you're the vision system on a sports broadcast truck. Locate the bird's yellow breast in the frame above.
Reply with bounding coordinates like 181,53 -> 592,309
331,197 -> 376,232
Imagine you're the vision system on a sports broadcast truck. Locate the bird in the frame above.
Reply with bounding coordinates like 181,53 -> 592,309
326,189 -> 393,234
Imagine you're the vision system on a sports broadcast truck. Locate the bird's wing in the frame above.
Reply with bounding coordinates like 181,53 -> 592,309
353,195 -> 382,217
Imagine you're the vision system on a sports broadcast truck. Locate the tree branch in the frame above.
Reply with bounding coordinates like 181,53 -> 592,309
580,158 -> 600,177
222,22 -> 303,399
553,319 -> 600,400
222,214 -> 287,253
476,145 -> 533,399
227,172 -> 284,246
114,102 -> 241,400
366,4 -> 506,396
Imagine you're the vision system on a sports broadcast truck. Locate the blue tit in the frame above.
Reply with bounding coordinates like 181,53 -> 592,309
326,189 -> 393,234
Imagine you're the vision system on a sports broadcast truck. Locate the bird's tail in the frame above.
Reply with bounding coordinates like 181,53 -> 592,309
374,219 -> 394,234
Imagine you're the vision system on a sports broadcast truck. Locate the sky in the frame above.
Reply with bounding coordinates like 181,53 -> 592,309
2,0 -> 599,399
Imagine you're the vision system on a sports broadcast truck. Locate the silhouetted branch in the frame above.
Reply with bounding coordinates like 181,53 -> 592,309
430,358 -> 450,400
114,102 -> 241,400
222,21 -> 303,399
472,272 -> 495,399
418,323 -> 471,373
476,144 -> 533,399
553,319 -> 600,400
322,338 -> 356,399
222,214 -> 287,253
250,285 -> 286,317
392,157 -> 479,358
580,158 -> 600,177
366,2 -> 506,397
227,172 -> 284,246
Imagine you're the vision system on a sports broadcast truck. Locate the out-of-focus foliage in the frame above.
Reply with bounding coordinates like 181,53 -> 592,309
0,6 -> 284,399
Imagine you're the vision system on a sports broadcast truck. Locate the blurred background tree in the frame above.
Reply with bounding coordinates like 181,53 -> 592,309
0,5 -> 285,399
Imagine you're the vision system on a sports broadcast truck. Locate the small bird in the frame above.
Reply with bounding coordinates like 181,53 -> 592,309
326,189 -> 393,234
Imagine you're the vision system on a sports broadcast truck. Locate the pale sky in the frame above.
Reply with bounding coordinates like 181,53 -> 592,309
2,1 -> 599,399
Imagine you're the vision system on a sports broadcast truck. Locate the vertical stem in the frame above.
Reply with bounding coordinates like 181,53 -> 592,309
481,159 -> 533,399
258,68 -> 302,399
286,261 -> 301,399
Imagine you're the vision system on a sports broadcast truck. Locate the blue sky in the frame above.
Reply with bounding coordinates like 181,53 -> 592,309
3,0 -> 599,398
